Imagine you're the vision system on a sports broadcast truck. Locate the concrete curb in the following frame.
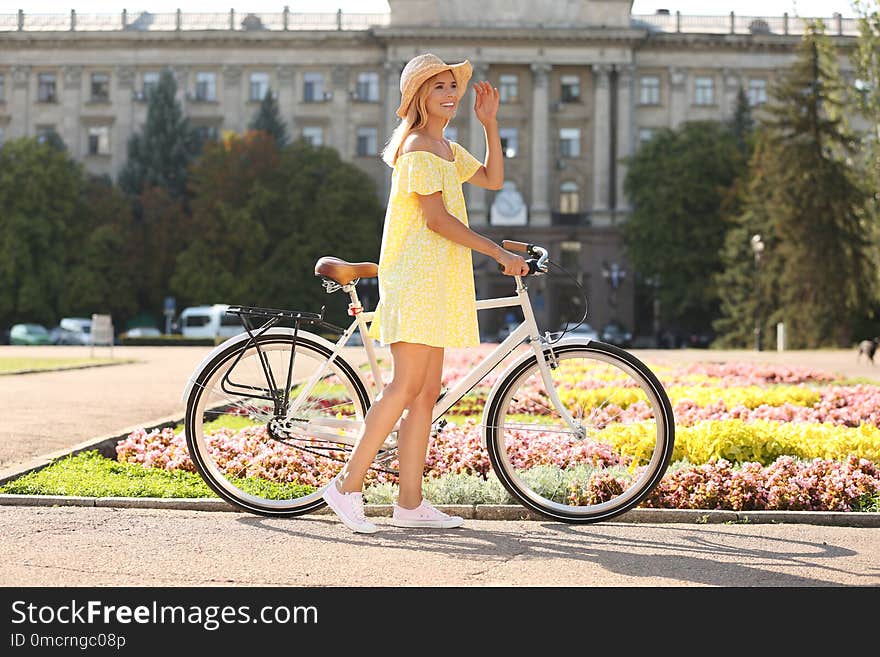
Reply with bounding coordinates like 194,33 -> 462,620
1,494 -> 878,526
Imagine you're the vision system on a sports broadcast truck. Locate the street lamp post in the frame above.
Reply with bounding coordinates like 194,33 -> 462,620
750,234 -> 765,351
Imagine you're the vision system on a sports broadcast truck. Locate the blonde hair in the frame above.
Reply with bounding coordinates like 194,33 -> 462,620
380,79 -> 447,167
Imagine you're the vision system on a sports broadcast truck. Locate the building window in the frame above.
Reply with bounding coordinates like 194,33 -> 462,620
559,128 -> 580,158
559,182 -> 579,214
0,73 -> 5,102
499,74 -> 518,103
639,75 -> 660,105
747,78 -> 767,106
193,124 -> 219,144
195,72 -> 217,102
302,126 -> 323,146
694,76 -> 715,106
90,72 -> 109,102
303,72 -> 325,102
560,74 -> 580,102
560,240 -> 582,271
249,72 -> 269,102
638,128 -> 656,146
38,73 -> 57,103
87,125 -> 111,155
499,127 -> 518,158
142,71 -> 160,98
355,72 -> 379,101
443,126 -> 458,143
36,125 -> 60,146
356,126 -> 377,156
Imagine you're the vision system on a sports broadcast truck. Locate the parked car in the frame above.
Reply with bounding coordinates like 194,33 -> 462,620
600,321 -> 633,347
10,323 -> 52,345
57,317 -> 92,345
49,325 -> 81,345
122,327 -> 162,338
180,304 -> 245,340
559,321 -> 599,341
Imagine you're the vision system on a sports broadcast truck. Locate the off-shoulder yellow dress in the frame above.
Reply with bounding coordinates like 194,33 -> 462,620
368,141 -> 484,348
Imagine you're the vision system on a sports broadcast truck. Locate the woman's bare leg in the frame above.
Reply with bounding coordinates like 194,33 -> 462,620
396,346 -> 444,509
336,341 -> 434,494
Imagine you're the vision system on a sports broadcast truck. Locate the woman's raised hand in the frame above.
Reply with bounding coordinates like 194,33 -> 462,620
473,80 -> 499,126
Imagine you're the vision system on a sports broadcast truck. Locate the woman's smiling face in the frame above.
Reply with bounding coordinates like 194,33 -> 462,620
424,70 -> 459,119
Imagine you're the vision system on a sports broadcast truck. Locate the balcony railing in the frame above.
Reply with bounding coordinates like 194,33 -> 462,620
0,9 -> 391,32
0,9 -> 859,36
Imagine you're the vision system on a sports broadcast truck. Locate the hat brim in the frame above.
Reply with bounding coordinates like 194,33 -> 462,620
396,60 -> 473,119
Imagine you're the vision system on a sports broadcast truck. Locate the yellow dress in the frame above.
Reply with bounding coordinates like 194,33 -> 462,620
368,141 -> 484,348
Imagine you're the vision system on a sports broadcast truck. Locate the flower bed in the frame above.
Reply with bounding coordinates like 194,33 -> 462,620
115,351 -> 880,511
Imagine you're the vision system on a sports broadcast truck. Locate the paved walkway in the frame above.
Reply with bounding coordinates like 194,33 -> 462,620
1,343 -> 878,480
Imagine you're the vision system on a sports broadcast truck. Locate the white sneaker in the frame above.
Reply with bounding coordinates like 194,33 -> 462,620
321,475 -> 377,534
391,499 -> 464,529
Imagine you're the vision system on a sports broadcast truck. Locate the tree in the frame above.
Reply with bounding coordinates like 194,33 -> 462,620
118,68 -> 200,199
729,86 -> 755,156
621,121 -> 745,339
718,21 -> 873,348
248,87 -> 289,148
849,0 -> 880,338
59,176 -> 140,326
0,138 -> 82,328
170,132 -> 384,325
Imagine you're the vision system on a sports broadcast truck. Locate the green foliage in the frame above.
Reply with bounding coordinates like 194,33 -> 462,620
118,68 -> 200,199
171,133 -> 384,325
622,121 -> 746,335
0,451 -> 215,498
743,21 -> 874,347
59,176 -> 140,325
248,87 -> 290,148
0,138 -> 83,328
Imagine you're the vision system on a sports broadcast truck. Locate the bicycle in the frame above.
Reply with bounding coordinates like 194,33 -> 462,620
182,240 -> 675,524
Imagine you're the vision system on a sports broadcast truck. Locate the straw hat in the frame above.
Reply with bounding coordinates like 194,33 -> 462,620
396,53 -> 473,119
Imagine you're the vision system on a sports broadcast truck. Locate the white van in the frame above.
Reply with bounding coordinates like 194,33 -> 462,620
59,317 -> 92,345
179,304 -> 245,340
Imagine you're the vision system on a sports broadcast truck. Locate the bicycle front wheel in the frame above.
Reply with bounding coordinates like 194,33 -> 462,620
184,332 -> 370,517
485,341 -> 674,523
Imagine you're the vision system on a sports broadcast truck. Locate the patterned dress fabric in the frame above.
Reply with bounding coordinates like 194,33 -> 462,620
368,141 -> 484,348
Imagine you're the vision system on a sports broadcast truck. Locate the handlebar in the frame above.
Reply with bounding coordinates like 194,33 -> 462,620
497,241 -> 550,276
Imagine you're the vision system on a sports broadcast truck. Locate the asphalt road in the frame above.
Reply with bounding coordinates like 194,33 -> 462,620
1,505 -> 877,587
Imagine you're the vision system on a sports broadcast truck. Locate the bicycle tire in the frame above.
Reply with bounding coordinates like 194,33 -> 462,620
485,340 -> 675,523
184,330 -> 370,517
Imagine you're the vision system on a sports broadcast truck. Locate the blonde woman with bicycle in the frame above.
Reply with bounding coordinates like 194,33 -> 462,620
321,53 -> 530,533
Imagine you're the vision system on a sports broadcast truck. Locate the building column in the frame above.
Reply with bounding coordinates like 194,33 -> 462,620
529,62 -> 551,226
382,59 -> 403,196
114,66 -> 135,180
669,66 -> 688,129
467,63 -> 488,226
61,65 -> 82,158
722,68 -> 742,119
10,66 -> 30,139
222,65 -> 243,133
276,65 -> 295,136
591,63 -> 612,222
614,63 -> 634,215
330,65 -> 350,158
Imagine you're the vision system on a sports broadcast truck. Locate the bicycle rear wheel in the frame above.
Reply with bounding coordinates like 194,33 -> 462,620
184,331 -> 370,517
485,341 -> 674,523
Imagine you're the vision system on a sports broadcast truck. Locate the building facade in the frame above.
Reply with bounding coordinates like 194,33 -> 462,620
0,1 -> 865,341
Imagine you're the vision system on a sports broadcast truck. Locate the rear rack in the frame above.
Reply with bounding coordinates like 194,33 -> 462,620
220,304 -> 345,416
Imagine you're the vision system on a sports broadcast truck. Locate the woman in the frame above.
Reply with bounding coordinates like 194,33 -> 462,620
322,53 -> 528,533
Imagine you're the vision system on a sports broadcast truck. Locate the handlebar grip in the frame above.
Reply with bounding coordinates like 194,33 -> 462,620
501,240 -> 531,254
497,258 -> 539,275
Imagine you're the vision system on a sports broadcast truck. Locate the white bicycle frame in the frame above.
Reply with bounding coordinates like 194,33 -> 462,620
287,272 -> 578,448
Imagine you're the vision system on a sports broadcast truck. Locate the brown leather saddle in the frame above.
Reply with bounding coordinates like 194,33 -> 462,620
314,256 -> 378,286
